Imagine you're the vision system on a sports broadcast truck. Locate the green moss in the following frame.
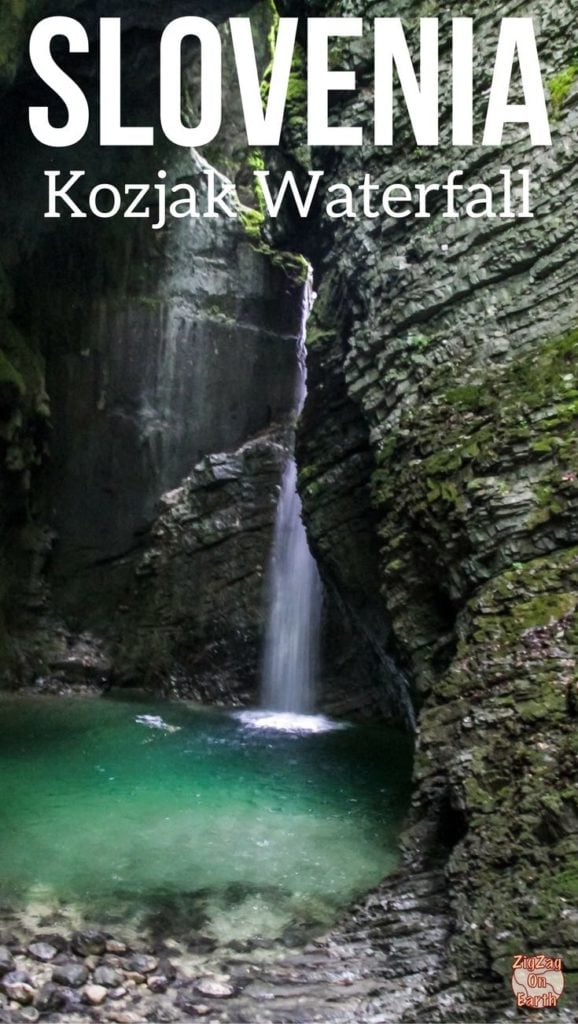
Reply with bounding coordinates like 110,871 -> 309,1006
261,38 -> 307,133
408,332 -> 431,350
374,327 -> 578,545
547,867 -> 578,899
549,65 -> 578,117
305,326 -> 336,350
0,349 -> 25,396
286,45 -> 307,125
269,248 -> 309,283
238,204 -> 265,241
0,320 -> 47,413
444,383 -> 489,411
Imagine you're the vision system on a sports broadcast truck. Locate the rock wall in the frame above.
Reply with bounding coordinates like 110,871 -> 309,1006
282,0 -> 578,1013
0,0 -> 306,693
1,0 -> 577,1014
101,429 -> 292,700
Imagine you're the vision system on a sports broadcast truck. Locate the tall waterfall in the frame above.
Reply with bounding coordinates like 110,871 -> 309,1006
261,281 -> 322,713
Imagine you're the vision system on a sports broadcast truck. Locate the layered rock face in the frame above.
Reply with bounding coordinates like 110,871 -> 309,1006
0,1 -> 305,693
285,0 -> 578,1013
1,0 -> 577,1016
103,430 -> 291,699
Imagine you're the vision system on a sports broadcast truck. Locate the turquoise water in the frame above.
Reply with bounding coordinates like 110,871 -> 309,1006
0,695 -> 412,944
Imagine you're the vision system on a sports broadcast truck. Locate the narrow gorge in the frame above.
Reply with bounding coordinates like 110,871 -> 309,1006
0,1 -> 577,1022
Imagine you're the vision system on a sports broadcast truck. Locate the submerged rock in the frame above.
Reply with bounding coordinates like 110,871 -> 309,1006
195,977 -> 234,998
83,983 -> 108,1005
126,954 -> 158,975
0,948 -> 14,977
34,982 -> 66,1013
71,928 -> 107,957
1,970 -> 34,1005
146,974 -> 168,993
27,941 -> 57,962
52,962 -> 89,988
105,940 -> 128,955
93,966 -> 123,988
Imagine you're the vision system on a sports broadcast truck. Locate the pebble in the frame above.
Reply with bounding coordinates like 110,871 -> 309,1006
124,971 -> 146,984
107,1012 -> 143,1024
147,974 -> 168,993
15,1007 -> 40,1022
106,940 -> 128,955
195,977 -> 234,998
33,933 -> 67,952
28,941 -> 57,962
83,983 -> 108,1005
126,953 -> 158,975
109,986 -> 127,1000
34,982 -> 66,1012
94,966 -> 123,988
52,962 -> 89,988
0,947 -> 15,977
71,929 -> 107,957
152,1006 -> 181,1022
1,970 -> 34,1005
59,986 -> 85,1013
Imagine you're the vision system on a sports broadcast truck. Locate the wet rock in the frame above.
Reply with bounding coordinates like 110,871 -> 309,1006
195,977 -> 234,998
124,971 -> 146,985
71,929 -> 107,956
0,949 -> 14,978
1,971 -> 34,1005
28,941 -> 57,962
13,1008 -> 39,1023
107,1012 -> 143,1024
126,954 -> 157,975
33,933 -> 67,953
34,982 -> 66,1013
59,987 -> 85,1013
156,957 -> 176,981
175,990 -> 205,1015
94,966 -> 123,988
146,974 -> 168,993
84,983 -> 108,1005
150,1006 -> 181,1022
108,986 -> 127,1000
52,962 -> 89,987
106,940 -> 128,955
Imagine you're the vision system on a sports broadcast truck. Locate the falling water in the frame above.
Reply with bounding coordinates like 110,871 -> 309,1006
261,280 -> 323,714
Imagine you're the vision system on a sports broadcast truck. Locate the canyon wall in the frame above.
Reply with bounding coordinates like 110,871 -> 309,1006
282,0 -> 578,1013
0,0 -> 577,1016
0,0 -> 304,695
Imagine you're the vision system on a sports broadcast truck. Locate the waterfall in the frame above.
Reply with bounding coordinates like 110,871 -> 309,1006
261,280 -> 322,714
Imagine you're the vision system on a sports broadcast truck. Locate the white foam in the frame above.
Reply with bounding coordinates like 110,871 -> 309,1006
135,715 -> 180,733
233,710 -> 348,734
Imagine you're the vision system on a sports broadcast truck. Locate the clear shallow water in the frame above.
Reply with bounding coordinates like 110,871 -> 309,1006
0,695 -> 412,945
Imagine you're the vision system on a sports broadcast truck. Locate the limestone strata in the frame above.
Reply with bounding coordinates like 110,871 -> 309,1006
109,429 -> 291,700
290,0 -> 578,1013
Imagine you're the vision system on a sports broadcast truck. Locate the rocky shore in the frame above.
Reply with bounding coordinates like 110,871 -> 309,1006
0,871 -> 452,1024
2,863 -> 573,1024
